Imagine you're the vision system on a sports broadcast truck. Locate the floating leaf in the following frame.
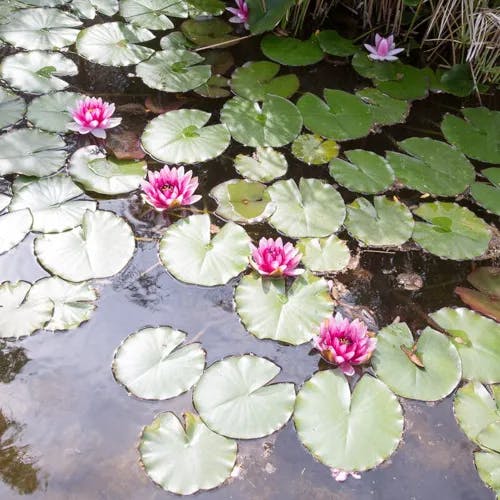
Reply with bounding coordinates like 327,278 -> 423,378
186,0 -> 224,15
76,22 -> 155,66
412,202 -> 491,260
351,52 -> 402,81
317,30 -> 358,56
372,323 -> 461,401
292,134 -> 339,165
234,271 -> 332,345
160,31 -> 192,50
430,307 -> 500,383
141,109 -> 230,164
221,95 -> 302,147
194,75 -> 230,98
469,267 -> 500,297
120,0 -> 180,30
375,65 -> 430,100
0,194 -> 11,212
70,0 -> 120,18
357,87 -> 410,126
0,87 -> 25,130
34,210 -> 135,282
294,370 -> 403,471
181,18 -> 236,47
112,326 -> 205,400
296,235 -> 350,273
234,147 -> 287,183
159,214 -> 250,286
438,64 -> 474,97
247,0 -> 294,34
474,451 -> 500,495
344,196 -> 414,246
267,178 -> 345,238
0,209 -> 33,255
260,34 -> 323,66
471,168 -> 500,216
329,150 -> 394,194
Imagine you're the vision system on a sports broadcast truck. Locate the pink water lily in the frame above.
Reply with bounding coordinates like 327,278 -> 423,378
227,0 -> 249,29
141,165 -> 201,211
312,313 -> 376,376
250,237 -> 304,277
364,34 -> 404,61
68,96 -> 122,139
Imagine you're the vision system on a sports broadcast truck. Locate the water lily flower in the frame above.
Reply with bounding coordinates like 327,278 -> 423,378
364,34 -> 404,61
312,313 -> 376,376
68,96 -> 122,139
331,468 -> 361,482
227,0 -> 249,29
250,237 -> 304,277
141,165 -> 201,211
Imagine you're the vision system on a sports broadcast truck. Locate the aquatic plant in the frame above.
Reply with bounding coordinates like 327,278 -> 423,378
227,0 -> 249,29
364,34 -> 404,61
68,96 -> 121,139
250,237 -> 303,277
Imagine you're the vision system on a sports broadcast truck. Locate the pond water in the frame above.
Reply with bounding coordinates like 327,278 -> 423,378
0,15 -> 498,500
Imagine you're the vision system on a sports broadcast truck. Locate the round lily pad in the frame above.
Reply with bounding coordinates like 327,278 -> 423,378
141,109 -> 230,164
474,451 -> 500,495
471,168 -> 500,216
292,134 -> 339,165
120,0 -> 179,30
294,370 -> 404,472
412,202 -> 491,260
112,326 -> 205,400
160,31 -> 192,50
194,75 -> 230,98
317,30 -> 358,56
221,95 -> 302,147
296,235 -> 350,273
357,87 -> 410,126
234,147 -> 287,183
159,214 -> 250,286
139,412 -> 237,495
234,271 -> 332,345
372,323 -> 461,401
34,210 -> 135,282
375,65 -> 430,101
180,18 -> 235,47
0,88 -> 25,130
260,34 -> 324,66
193,355 -> 296,439
267,178 -> 345,238
0,209 -> 33,255
71,0 -> 120,17
351,52 -> 402,81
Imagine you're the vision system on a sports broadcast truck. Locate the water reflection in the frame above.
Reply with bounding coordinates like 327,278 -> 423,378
0,343 -> 29,385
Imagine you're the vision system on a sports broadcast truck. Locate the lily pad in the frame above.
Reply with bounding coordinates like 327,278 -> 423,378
221,95 -> 302,147
120,0 -> 182,30
159,214 -> 250,286
0,88 -> 25,130
70,0 -> 120,18
0,209 -> 33,255
194,75 -> 230,98
372,323 -> 461,401
296,235 -> 350,273
344,196 -> 414,247
357,87 -> 410,126
329,150 -> 394,194
139,412 -> 237,495
438,64 -> 474,97
260,34 -> 324,66
230,61 -> 299,101
0,129 -> 66,176
471,168 -> 500,216
28,276 -> 97,331
0,50 -> 78,94
317,30 -> 358,56
34,210 -> 135,282
267,178 -> 345,238
294,370 -> 404,471
112,326 -> 205,400
292,134 -> 339,165
0,194 -> 11,213
474,451 -> 500,495
351,52 -> 402,81
412,202 -> 491,260
141,109 -> 230,164
180,18 -> 236,47
387,138 -> 475,196
159,31 -> 192,50
430,307 -> 500,383
246,0 -> 294,34
234,271 -> 332,345
193,355 -> 296,439
76,22 -> 155,66
0,281 -> 53,339
375,65 -> 430,101
234,147 -> 287,183
136,49 -> 211,93
210,179 -> 274,224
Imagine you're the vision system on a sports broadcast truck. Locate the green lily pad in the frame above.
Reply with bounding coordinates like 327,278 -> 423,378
441,108 -> 500,164
0,50 -> 78,94
140,412 -> 237,495
438,64 -> 474,97
159,214 -> 250,286
296,235 -> 350,273
261,34 -> 324,66
372,323 -> 461,401
69,146 -> 146,195
234,147 -> 287,183
160,31 -> 192,50
412,202 -> 491,260
221,95 -> 302,147
210,179 -> 274,223
0,129 -> 66,176
344,196 -> 414,246
297,90 -> 373,141
70,0 -> 120,18
0,209 -> 33,255
329,149 -> 394,194
136,49 -> 211,93
112,326 -> 205,400
351,52 -> 402,81
193,355 -> 295,439
292,134 -> 339,165
186,0 -> 224,15
76,22 -> 155,66
474,451 -> 500,495
34,210 -> 135,282
120,0 -> 182,30
141,109 -> 230,164
471,168 -> 500,216
180,18 -> 236,47
357,87 -> 410,126
387,137 -> 475,196
267,178 -> 345,238
0,7 -> 81,50
294,370 -> 404,471
0,88 -> 25,130
194,75 -> 230,98
234,271 -> 332,345
28,276 -> 97,331
317,30 -> 358,56
430,307 -> 500,383
468,266 -> 500,296
230,61 -> 299,101
375,65 -> 429,100
246,0 -> 294,34
0,281 -> 53,339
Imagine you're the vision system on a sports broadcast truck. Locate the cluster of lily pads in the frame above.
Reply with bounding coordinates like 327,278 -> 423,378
0,0 -> 499,496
